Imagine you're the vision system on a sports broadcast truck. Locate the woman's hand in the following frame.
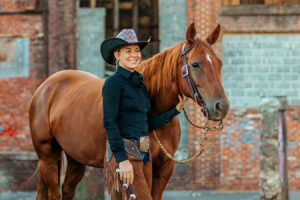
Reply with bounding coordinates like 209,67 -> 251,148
176,95 -> 188,112
119,160 -> 134,185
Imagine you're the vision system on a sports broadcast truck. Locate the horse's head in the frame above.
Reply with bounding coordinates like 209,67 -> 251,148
178,23 -> 230,121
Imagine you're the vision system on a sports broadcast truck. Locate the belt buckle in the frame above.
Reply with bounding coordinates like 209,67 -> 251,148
139,136 -> 150,152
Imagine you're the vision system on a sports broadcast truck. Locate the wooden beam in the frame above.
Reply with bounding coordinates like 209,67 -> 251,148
106,2 -> 133,10
0,33 -> 43,38
90,0 -> 96,8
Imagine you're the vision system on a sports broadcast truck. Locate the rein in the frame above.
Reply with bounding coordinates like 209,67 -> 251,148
153,41 -> 223,164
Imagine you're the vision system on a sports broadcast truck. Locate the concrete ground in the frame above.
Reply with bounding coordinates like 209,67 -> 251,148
0,192 -> 36,200
104,190 -> 300,200
1,191 -> 300,200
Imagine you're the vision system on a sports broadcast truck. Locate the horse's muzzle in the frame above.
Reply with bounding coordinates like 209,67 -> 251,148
208,98 -> 230,121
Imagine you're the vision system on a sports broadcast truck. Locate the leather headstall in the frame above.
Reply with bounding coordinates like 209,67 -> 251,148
180,41 -> 208,116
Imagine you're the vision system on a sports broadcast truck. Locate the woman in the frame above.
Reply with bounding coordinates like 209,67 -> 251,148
101,29 -> 187,199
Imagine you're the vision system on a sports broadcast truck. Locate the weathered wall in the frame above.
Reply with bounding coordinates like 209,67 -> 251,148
48,0 -> 76,74
77,8 -> 106,78
0,0 -> 44,152
165,0 -> 300,192
0,0 -> 44,192
221,108 -> 261,191
218,3 -> 300,191
0,152 -> 37,191
0,0 -> 79,193
222,34 -> 300,108
180,0 -> 223,190
159,0 -> 187,50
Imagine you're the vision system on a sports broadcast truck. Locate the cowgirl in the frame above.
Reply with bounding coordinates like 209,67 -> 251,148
101,29 -> 187,199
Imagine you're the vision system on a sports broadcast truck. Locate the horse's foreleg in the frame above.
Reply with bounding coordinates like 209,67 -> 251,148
62,155 -> 86,200
151,160 -> 174,200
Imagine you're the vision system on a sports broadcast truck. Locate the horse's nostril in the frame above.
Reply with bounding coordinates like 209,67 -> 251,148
215,101 -> 221,111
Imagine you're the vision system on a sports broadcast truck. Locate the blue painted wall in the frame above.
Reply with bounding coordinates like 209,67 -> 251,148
222,34 -> 300,108
159,0 -> 188,159
76,8 -> 106,78
0,37 -> 29,78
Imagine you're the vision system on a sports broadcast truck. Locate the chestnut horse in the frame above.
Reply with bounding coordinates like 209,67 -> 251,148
29,23 -> 229,200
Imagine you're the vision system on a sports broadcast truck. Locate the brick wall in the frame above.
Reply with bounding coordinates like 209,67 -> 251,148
166,0 -> 224,190
48,0 -> 76,74
219,3 -> 300,192
221,108 -> 261,191
286,106 -> 300,191
167,0 -> 300,192
0,0 -> 44,152
0,0 -> 78,192
220,106 -> 300,191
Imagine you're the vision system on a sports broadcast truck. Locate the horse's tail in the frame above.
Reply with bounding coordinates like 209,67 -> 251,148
58,151 -> 65,186
27,160 -> 40,183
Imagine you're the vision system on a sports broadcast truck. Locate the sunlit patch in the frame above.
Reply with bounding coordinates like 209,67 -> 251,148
206,54 -> 212,65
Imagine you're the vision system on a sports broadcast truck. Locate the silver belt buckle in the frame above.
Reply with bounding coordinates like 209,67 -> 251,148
139,136 -> 150,152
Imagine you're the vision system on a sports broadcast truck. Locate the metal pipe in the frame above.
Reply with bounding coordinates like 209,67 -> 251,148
43,0 -> 49,77
113,0 -> 119,35
133,0 -> 138,33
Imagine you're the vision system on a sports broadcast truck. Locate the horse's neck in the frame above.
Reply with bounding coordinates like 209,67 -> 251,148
150,85 -> 179,115
139,43 -> 183,114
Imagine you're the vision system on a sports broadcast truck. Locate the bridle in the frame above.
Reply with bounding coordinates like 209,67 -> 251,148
180,40 -> 223,130
153,40 -> 224,164
180,40 -> 209,118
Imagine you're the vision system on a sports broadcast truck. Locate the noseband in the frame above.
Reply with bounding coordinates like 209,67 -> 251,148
180,41 -> 209,117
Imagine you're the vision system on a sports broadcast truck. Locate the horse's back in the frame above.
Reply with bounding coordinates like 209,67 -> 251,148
30,70 -> 107,167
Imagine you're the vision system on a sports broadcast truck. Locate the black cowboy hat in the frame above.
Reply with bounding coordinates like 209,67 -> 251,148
100,29 -> 151,65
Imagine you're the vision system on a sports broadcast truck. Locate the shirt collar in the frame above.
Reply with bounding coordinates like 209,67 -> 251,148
117,66 -> 143,80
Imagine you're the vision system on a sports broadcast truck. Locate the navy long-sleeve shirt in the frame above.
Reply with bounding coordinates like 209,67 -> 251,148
102,66 -> 179,162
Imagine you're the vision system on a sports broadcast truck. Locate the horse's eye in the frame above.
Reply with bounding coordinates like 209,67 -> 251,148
191,62 -> 200,68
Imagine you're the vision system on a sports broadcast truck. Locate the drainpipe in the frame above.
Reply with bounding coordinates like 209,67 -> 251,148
133,0 -> 138,34
43,0 -> 49,77
113,0 -> 119,36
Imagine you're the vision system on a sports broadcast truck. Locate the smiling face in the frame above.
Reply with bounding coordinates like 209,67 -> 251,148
180,24 -> 230,121
114,44 -> 141,71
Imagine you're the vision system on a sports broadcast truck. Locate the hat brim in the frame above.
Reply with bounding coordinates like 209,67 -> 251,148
100,37 -> 150,65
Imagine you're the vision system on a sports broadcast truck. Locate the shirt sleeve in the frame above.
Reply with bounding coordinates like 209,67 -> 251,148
148,106 -> 180,131
102,77 -> 128,163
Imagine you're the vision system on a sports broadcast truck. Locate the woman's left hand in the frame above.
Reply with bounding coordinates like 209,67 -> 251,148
176,95 -> 188,112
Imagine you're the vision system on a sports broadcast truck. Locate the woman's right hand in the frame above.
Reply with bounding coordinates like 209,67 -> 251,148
119,160 -> 134,185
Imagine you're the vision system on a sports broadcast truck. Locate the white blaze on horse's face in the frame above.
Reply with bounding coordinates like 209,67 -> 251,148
206,54 -> 212,65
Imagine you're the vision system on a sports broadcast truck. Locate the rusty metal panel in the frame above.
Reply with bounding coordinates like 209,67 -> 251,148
0,37 -> 29,78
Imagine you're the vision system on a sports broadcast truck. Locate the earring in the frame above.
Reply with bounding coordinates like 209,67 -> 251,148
115,60 -> 118,71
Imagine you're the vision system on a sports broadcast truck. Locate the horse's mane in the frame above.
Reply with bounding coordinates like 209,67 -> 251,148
137,41 -> 185,97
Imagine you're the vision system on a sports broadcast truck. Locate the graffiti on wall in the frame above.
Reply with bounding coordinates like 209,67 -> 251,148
0,113 -> 17,137
224,120 -> 261,157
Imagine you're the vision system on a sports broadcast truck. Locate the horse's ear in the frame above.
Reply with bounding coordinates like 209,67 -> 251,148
206,24 -> 221,45
186,23 -> 196,44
